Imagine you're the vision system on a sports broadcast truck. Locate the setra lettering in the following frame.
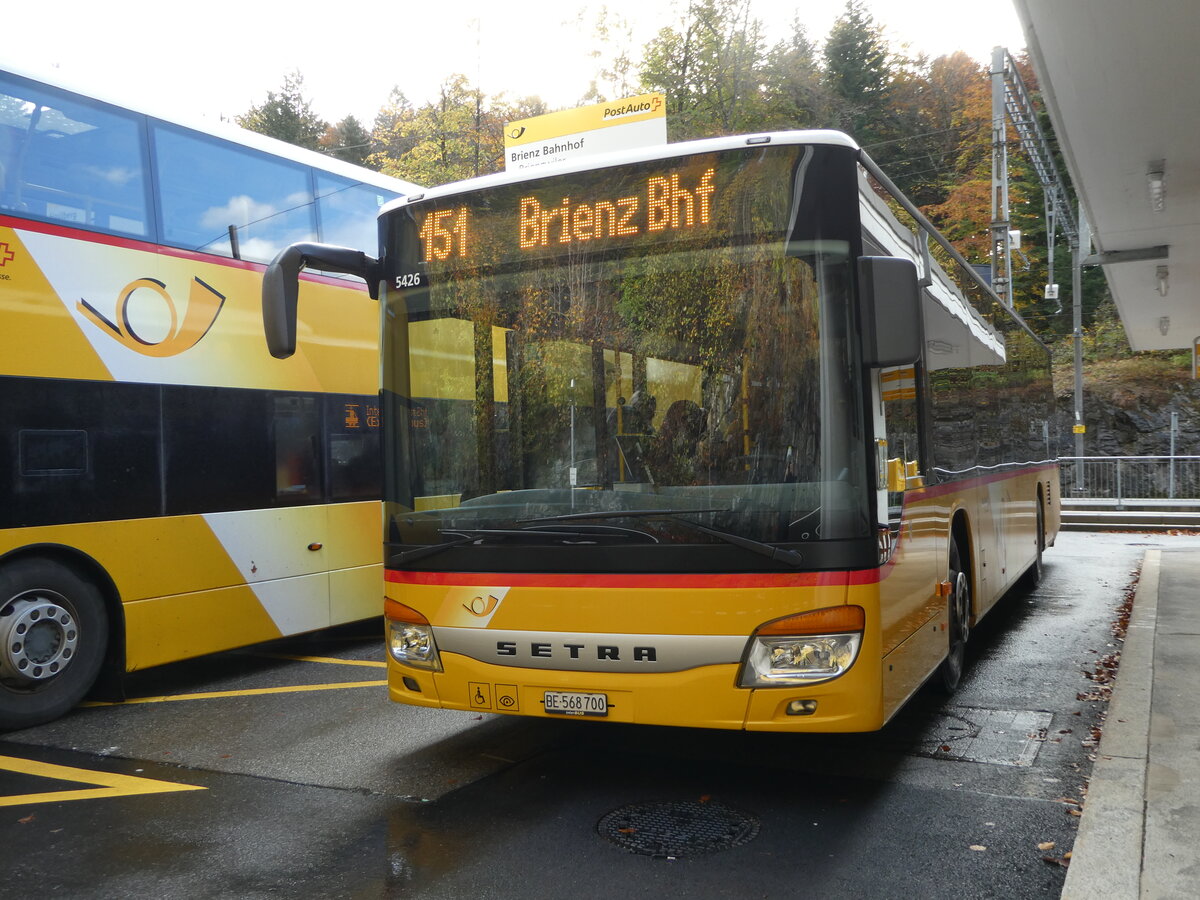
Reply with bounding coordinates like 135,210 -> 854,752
493,641 -> 659,662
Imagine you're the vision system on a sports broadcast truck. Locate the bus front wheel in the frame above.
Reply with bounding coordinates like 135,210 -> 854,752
939,538 -> 971,694
0,558 -> 108,731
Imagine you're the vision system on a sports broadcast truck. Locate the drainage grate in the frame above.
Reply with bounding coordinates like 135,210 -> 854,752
597,800 -> 760,859
912,707 -> 1055,767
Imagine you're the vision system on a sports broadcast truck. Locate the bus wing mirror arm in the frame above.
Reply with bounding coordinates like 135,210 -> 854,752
262,242 -> 381,360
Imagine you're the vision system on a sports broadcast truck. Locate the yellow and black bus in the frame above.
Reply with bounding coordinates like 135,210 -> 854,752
265,130 -> 1058,733
0,65 -> 419,729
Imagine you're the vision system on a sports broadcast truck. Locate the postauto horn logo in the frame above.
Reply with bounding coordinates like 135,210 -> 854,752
78,276 -> 226,357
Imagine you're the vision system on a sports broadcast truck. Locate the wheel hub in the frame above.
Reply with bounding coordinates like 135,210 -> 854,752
953,572 -> 970,643
0,592 -> 78,685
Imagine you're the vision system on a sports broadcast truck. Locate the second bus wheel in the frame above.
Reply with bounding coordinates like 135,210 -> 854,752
939,538 -> 971,694
0,557 -> 109,731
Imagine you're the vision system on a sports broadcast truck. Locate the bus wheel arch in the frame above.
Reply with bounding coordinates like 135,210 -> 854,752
939,513 -> 973,694
0,548 -> 124,731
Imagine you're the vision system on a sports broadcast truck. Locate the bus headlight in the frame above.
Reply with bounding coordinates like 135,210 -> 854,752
385,599 -> 443,671
739,606 -> 864,687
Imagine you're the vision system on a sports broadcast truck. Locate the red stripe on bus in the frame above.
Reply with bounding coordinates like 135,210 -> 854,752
0,215 -> 367,290
900,462 -> 1057,502
385,568 -> 884,589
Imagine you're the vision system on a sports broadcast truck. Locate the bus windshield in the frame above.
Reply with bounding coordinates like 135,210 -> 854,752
385,144 -> 869,562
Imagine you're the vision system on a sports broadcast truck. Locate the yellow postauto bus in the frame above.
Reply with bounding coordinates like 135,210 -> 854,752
0,65 -> 419,729
264,130 -> 1059,732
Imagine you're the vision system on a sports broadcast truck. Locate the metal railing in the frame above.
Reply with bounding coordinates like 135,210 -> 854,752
1058,456 -> 1200,506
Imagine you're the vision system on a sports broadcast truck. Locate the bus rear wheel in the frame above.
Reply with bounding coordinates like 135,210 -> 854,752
0,559 -> 108,731
939,539 -> 971,694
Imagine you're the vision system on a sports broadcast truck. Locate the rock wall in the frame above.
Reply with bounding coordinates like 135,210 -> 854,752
1052,374 -> 1200,458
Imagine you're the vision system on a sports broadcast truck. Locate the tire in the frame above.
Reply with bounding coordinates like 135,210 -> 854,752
0,558 -> 108,731
1021,499 -> 1046,589
938,538 -> 970,694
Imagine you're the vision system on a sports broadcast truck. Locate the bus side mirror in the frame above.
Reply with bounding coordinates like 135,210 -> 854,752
857,256 -> 923,367
262,242 -> 381,359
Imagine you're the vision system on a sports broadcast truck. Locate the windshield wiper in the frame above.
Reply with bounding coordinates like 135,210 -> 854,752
521,509 -> 804,567
662,516 -> 804,567
392,523 -> 657,566
393,534 -> 477,566
442,526 -> 654,544
519,508 -> 720,523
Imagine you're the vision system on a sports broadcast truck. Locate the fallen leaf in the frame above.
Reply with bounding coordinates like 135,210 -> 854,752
1068,808 -> 1082,817
18,814 -> 35,825
618,827 -> 637,834
1038,841 -> 1056,851
969,845 -> 987,852
699,795 -> 711,803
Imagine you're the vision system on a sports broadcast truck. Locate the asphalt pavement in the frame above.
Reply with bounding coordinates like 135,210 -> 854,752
1062,547 -> 1200,899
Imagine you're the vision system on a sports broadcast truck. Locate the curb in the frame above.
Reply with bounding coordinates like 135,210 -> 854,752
1060,549 -> 1158,898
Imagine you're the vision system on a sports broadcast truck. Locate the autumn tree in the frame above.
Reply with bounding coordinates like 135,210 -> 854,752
640,0 -> 770,140
369,75 -> 486,184
236,71 -> 328,151
580,6 -> 638,103
821,0 -> 894,146
369,76 -> 548,186
370,88 -> 419,164
319,115 -> 373,167
762,16 -> 834,129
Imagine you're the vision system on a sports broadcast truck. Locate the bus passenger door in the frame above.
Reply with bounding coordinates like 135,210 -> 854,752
877,366 -> 941,678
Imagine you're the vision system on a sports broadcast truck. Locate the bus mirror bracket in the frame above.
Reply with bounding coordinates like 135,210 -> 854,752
857,256 -> 923,367
262,242 -> 381,359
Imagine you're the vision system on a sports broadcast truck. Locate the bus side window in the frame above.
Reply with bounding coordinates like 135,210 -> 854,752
153,123 -> 317,262
326,395 -> 381,502
0,73 -> 149,237
274,396 -> 322,502
0,123 -> 18,207
315,173 -> 395,254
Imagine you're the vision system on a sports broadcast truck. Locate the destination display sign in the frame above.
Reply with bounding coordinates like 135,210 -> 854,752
392,145 -> 808,289
417,166 -> 716,267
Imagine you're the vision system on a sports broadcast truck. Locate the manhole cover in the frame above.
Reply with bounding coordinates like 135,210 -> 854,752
597,800 -> 759,859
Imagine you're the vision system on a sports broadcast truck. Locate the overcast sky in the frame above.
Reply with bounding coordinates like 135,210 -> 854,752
4,1 -> 1026,125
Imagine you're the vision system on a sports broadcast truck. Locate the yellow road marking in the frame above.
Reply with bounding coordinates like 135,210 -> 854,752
0,755 -> 205,807
82,680 -> 387,707
252,653 -> 387,669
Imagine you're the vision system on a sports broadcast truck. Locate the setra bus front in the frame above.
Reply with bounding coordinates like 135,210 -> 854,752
373,133 -> 928,732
